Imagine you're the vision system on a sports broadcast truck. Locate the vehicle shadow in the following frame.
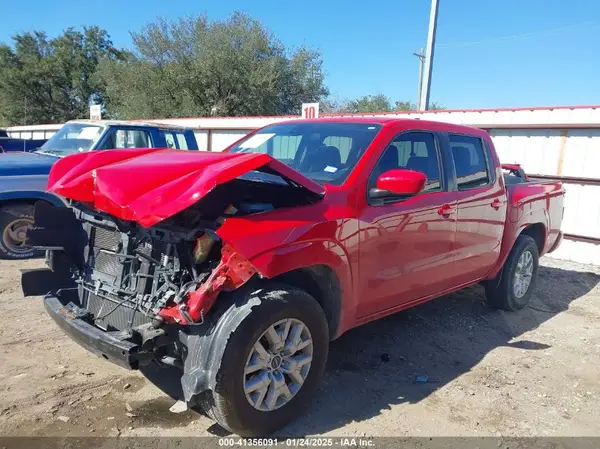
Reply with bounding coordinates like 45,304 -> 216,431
141,263 -> 599,436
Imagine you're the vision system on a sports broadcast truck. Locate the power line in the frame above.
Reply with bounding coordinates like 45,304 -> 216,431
437,20 -> 599,48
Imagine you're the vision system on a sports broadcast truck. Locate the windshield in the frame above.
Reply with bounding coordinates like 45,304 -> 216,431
36,123 -> 104,157
229,122 -> 382,185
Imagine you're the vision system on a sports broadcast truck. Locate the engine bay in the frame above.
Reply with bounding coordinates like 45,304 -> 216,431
24,202 -> 267,332
22,166 -> 323,333
74,214 -> 215,330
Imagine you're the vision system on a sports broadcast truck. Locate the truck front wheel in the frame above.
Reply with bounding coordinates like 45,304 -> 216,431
200,285 -> 329,436
484,234 -> 540,311
0,203 -> 41,260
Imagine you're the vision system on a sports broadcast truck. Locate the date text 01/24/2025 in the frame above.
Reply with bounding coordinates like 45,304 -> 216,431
218,438 -> 375,447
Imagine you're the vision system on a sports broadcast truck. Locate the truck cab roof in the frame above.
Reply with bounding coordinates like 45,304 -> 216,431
287,116 -> 488,136
66,119 -> 194,131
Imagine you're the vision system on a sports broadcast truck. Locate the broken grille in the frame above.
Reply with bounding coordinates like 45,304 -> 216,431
81,224 -> 152,331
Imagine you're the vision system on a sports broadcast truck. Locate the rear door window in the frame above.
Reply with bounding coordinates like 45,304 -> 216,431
162,130 -> 190,150
100,129 -> 152,149
165,132 -> 177,149
175,133 -> 189,150
449,134 -> 490,190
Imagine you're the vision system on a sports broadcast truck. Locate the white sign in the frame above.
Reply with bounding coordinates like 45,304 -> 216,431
301,102 -> 319,119
90,104 -> 102,120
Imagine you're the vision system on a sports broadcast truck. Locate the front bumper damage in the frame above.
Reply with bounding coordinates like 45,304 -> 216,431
35,274 -> 259,403
21,200 -> 265,402
43,294 -> 148,369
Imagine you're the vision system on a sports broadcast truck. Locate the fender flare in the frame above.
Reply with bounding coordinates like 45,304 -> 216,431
179,240 -> 354,402
487,216 -> 548,281
178,287 -> 263,402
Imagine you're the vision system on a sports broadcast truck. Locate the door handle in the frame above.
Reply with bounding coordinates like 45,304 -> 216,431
437,203 -> 455,218
491,198 -> 502,210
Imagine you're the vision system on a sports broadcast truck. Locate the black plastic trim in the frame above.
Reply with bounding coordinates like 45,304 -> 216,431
43,295 -> 146,370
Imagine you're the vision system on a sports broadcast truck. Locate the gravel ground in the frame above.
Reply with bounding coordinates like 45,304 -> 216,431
0,257 -> 598,440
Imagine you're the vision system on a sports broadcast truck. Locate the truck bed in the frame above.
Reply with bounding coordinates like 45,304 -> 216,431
501,165 -> 564,258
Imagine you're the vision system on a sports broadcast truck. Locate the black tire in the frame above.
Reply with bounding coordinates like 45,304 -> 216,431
484,234 -> 539,311
199,284 -> 329,437
0,203 -> 41,260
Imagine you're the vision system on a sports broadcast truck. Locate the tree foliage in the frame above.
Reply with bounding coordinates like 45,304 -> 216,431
0,13 -> 445,126
0,27 -> 123,125
332,94 -> 445,114
99,13 -> 329,119
343,94 -> 393,114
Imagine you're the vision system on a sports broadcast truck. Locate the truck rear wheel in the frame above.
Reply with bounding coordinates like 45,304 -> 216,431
484,234 -> 539,311
200,284 -> 329,436
0,203 -> 41,260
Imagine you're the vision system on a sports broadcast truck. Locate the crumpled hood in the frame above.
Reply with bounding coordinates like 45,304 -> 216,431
47,148 -> 325,227
0,151 -> 58,176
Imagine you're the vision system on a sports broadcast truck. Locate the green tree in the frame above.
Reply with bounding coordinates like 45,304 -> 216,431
427,101 -> 446,110
394,100 -> 445,111
100,13 -> 329,119
320,97 -> 343,114
0,27 -> 123,125
341,94 -> 393,113
394,100 -> 416,111
335,95 -> 445,114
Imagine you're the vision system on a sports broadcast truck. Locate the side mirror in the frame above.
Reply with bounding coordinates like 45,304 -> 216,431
369,169 -> 426,200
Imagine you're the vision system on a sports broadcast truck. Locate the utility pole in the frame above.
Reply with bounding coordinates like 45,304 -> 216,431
413,48 -> 425,110
419,0 -> 440,111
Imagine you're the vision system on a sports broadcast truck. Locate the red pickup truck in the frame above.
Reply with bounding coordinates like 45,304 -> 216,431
22,118 -> 564,436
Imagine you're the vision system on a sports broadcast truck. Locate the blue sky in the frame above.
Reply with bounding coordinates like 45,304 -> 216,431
2,0 -> 599,109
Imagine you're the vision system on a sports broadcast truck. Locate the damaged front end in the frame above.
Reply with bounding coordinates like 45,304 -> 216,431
22,201 -> 257,370
21,149 -> 324,400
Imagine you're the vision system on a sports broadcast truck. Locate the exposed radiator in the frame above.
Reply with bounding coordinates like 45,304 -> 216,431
93,226 -> 121,251
81,224 -> 152,331
86,293 -> 151,331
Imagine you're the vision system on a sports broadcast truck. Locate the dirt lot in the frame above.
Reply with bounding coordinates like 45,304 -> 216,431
0,256 -> 599,439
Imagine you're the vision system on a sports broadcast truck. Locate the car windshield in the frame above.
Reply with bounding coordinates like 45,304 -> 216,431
229,122 -> 382,185
36,123 -> 104,157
